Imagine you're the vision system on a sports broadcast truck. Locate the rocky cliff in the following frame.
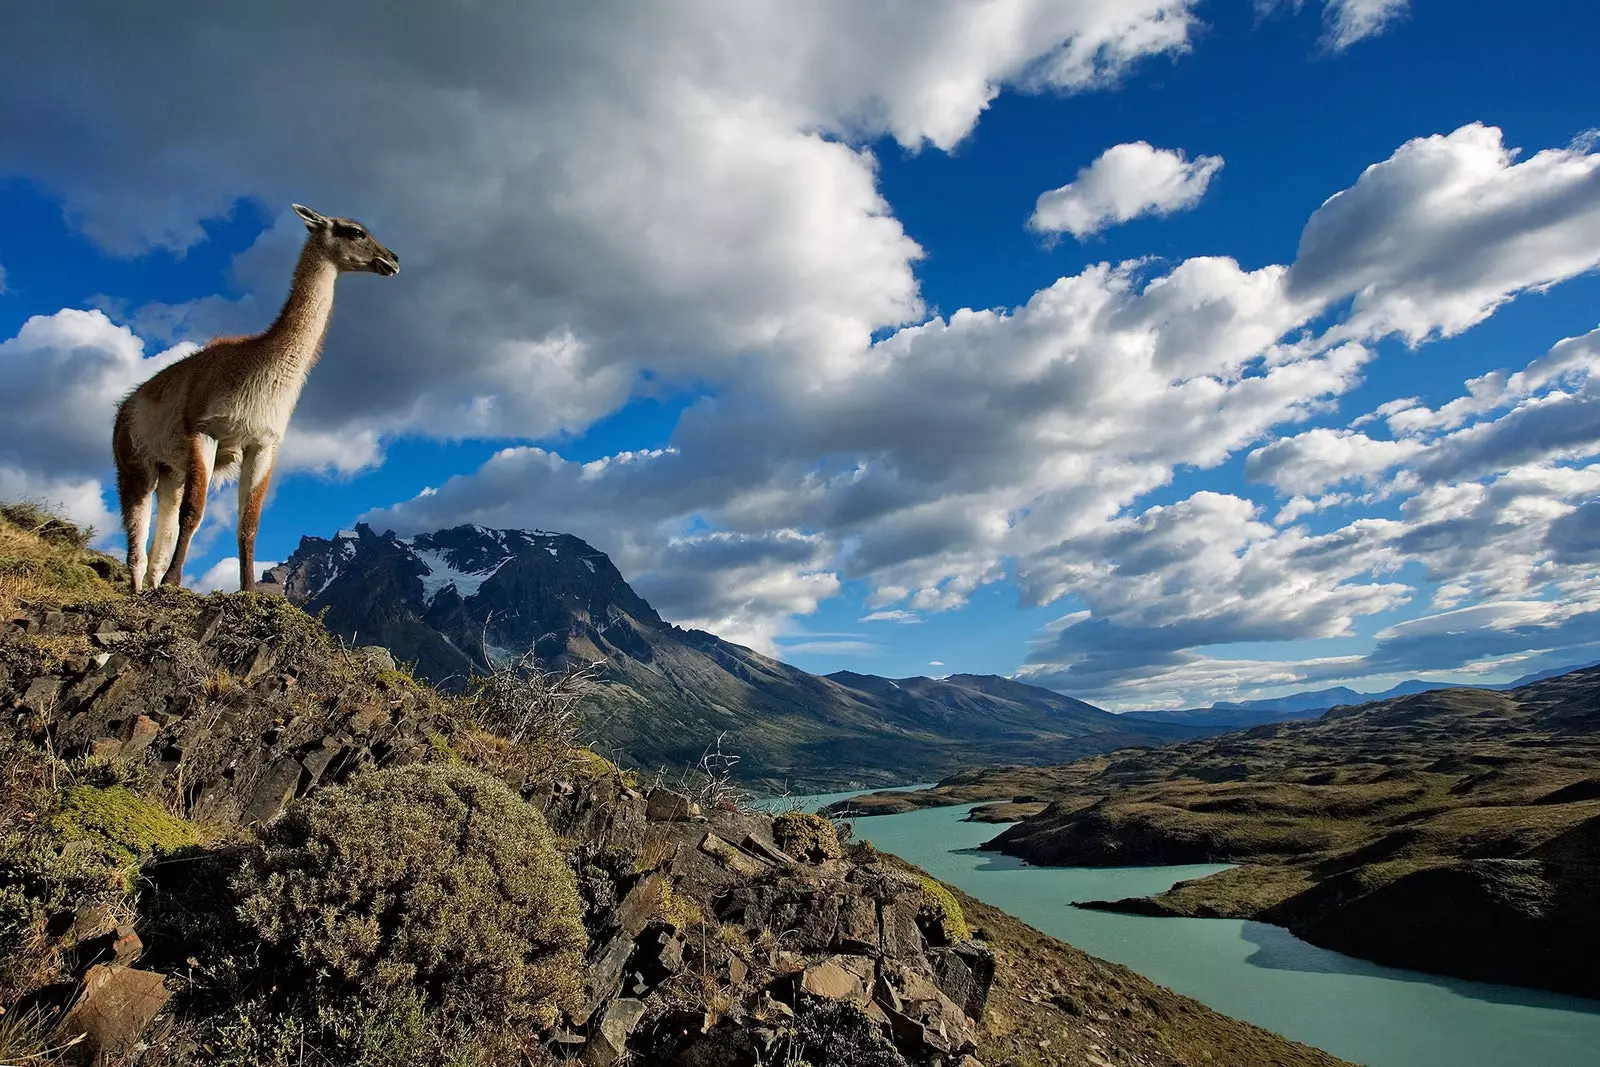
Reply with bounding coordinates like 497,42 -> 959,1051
261,523 -> 1199,791
0,504 -> 1350,1067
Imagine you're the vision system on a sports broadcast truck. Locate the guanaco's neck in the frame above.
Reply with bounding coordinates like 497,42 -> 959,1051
263,239 -> 339,372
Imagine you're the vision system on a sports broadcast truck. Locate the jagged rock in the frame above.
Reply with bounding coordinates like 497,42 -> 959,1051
930,942 -> 996,1022
635,927 -> 685,982
836,894 -> 880,954
20,675 -> 62,711
77,924 -> 144,970
355,645 -> 397,673
584,997 -> 648,1066
739,830 -> 795,867
299,739 -> 341,784
576,932 -> 635,1024
617,873 -> 665,936
879,897 -> 926,960
58,964 -> 170,1066
699,832 -> 770,878
647,788 -> 697,822
799,955 -> 875,1006
241,757 -> 304,825
119,714 -> 160,757
70,904 -> 118,944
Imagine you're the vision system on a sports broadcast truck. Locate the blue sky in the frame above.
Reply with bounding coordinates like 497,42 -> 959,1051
2,1 -> 1599,708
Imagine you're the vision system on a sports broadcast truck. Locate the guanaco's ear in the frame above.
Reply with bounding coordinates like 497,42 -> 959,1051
292,203 -> 329,230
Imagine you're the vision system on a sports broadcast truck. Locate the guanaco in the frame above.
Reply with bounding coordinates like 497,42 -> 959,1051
113,204 -> 398,593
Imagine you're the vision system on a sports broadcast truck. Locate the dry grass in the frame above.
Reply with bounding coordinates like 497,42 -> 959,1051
0,501 -> 124,616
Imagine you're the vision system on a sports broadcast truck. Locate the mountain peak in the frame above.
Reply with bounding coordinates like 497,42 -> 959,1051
266,522 -> 1204,789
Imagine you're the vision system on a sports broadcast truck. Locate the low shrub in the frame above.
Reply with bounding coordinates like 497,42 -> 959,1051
773,811 -> 843,862
236,763 -> 587,1032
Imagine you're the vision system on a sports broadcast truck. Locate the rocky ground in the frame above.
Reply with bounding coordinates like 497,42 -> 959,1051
836,677 -> 1600,1000
0,503 -> 1349,1066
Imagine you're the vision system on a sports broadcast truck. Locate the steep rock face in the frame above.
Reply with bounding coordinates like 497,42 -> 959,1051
264,524 -> 1199,791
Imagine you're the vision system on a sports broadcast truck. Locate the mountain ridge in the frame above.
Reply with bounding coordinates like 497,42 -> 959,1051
1121,666 -> 1600,730
263,523 -> 1203,790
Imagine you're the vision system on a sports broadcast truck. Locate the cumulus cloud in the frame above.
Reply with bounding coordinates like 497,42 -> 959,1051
2,0 -> 1593,706
0,466 -> 119,545
1288,124 -> 1600,344
0,1 -> 1204,452
1029,141 -> 1223,238
362,123 -> 1600,677
1246,427 -> 1423,495
629,530 -> 839,653
190,556 -> 280,595
0,310 -> 189,479
1250,328 -> 1600,500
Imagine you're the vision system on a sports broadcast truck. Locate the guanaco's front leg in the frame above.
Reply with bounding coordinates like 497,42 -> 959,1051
237,443 -> 277,592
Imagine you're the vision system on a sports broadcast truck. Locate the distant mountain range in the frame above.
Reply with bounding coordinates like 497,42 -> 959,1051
1121,666 -> 1598,730
263,524 -> 1202,791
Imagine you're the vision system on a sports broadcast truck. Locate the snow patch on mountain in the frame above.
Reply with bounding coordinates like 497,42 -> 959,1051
408,545 -> 512,604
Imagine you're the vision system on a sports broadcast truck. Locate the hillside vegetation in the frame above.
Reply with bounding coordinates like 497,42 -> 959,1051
0,503 -> 1351,1067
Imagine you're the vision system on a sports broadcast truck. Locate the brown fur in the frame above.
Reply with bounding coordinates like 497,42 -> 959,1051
113,205 -> 398,593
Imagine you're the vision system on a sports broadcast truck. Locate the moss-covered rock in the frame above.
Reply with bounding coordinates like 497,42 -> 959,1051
51,784 -> 200,866
917,874 -> 970,945
773,810 -> 843,862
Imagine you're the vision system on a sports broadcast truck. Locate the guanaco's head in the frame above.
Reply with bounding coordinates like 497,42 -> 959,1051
292,204 -> 400,276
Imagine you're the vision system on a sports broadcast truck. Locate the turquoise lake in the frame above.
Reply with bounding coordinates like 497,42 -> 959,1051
777,791 -> 1600,1067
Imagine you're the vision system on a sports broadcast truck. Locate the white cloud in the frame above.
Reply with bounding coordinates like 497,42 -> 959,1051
0,309 -> 190,479
1247,427 -> 1423,495
0,2 -> 1203,453
190,556 -> 280,595
1321,0 -> 1409,51
1289,123 -> 1600,344
364,124 -> 1600,664
0,0 -> 1592,708
861,609 -> 925,624
1029,141 -> 1223,238
0,466 -> 118,546
1255,0 -> 1409,53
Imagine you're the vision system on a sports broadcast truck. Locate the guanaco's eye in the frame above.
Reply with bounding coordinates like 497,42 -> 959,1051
333,223 -> 367,240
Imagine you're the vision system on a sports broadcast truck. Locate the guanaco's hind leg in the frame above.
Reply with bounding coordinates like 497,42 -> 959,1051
236,444 -> 276,592
113,406 -> 157,592
162,434 -> 217,588
146,468 -> 184,589
116,460 -> 157,594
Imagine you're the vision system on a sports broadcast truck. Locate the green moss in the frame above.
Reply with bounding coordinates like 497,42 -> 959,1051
377,668 -> 419,691
568,746 -> 618,779
424,732 -> 461,764
772,811 -> 842,862
917,874 -> 970,944
658,882 -> 705,931
51,784 -> 200,866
